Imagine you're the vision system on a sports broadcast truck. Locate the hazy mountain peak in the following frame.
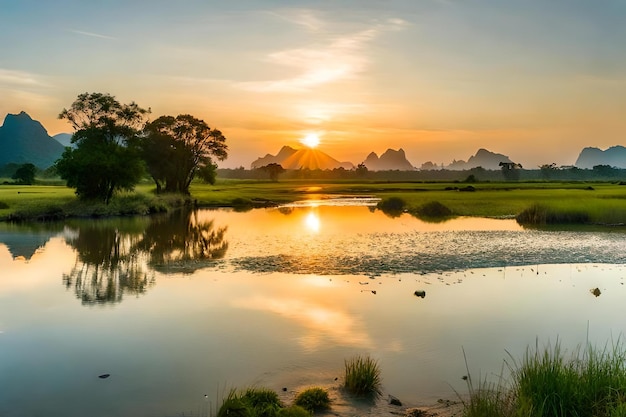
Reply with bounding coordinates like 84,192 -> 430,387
362,148 -> 414,171
0,111 -> 65,168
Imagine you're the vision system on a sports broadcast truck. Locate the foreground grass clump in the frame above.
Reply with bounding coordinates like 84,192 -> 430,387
463,340 -> 626,417
516,204 -> 590,226
217,387 -> 283,417
293,387 -> 331,413
344,355 -> 382,399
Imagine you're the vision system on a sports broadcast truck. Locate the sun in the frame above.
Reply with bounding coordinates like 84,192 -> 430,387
300,133 -> 320,148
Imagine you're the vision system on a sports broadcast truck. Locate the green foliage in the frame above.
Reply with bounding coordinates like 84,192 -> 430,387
463,339 -> 626,417
343,355 -> 382,399
56,92 -> 149,204
516,204 -> 590,225
377,196 -> 406,217
293,387 -> 331,412
141,114 -> 228,194
12,163 -> 36,185
413,201 -> 453,218
258,163 -> 286,182
277,405 -> 311,417
240,387 -> 282,417
0,201 -> 8,209
217,391 -> 252,417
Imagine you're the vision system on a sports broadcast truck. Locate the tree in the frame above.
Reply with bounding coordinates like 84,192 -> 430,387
539,163 -> 558,180
12,163 -> 36,184
56,93 -> 149,204
259,163 -> 285,182
141,114 -> 228,194
355,163 -> 368,177
499,161 -> 523,181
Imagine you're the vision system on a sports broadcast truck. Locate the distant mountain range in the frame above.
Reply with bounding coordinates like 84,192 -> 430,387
251,146 -> 354,170
575,146 -> 626,169
0,111 -> 66,168
2,111 -> 625,171
363,148 -> 415,171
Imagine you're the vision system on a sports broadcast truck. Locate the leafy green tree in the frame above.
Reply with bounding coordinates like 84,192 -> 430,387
259,163 -> 285,182
141,114 -> 228,194
12,163 -> 36,184
56,93 -> 149,204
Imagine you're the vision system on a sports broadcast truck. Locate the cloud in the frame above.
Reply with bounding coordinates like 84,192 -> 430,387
269,8 -> 325,32
0,69 -> 46,87
236,17 -> 407,93
69,29 -> 117,40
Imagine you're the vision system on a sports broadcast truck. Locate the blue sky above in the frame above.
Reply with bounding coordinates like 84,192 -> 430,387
1,0 -> 625,167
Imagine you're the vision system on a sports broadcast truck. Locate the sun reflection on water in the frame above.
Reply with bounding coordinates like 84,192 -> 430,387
304,211 -> 321,233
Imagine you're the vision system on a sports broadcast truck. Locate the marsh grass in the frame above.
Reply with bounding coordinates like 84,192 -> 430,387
293,387 -> 331,413
463,339 -> 626,417
216,387 -> 283,417
343,355 -> 382,399
516,204 -> 590,226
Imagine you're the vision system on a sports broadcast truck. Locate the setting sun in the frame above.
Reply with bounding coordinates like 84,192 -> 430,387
300,133 -> 320,149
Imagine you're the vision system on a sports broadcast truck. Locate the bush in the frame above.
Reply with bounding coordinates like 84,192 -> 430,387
293,387 -> 331,412
414,201 -> 453,218
0,201 -> 9,209
344,355 -> 382,399
377,197 -> 406,218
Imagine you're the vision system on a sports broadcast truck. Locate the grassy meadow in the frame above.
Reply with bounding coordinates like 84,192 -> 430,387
1,178 -> 626,226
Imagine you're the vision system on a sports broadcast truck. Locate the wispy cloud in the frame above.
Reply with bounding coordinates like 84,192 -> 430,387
0,69 -> 46,87
237,18 -> 407,93
69,29 -> 117,40
269,8 -> 325,32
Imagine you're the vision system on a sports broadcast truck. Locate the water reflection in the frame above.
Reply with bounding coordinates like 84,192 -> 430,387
135,209 -> 228,273
61,209 -> 229,304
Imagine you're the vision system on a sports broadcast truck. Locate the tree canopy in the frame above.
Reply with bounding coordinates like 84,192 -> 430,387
12,163 -> 36,185
56,92 -> 150,204
141,114 -> 228,194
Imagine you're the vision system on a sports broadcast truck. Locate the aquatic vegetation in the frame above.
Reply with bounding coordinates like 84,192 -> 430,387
240,387 -> 282,417
293,387 -> 331,412
463,339 -> 626,417
344,355 -> 382,399
516,204 -> 590,225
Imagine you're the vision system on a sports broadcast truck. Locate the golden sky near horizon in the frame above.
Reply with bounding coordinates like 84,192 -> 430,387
1,0 -> 625,168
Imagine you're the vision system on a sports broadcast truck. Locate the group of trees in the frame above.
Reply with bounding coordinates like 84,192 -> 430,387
55,92 -> 228,203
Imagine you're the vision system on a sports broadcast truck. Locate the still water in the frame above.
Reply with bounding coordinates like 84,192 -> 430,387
1,202 -> 626,416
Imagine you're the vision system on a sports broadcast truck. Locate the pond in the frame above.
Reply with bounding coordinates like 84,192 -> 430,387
1,201 -> 626,417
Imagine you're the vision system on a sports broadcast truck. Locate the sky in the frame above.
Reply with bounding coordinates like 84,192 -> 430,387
1,0 -> 625,169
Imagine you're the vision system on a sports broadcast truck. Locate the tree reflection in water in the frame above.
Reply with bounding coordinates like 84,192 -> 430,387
62,209 -> 228,305
136,209 -> 228,273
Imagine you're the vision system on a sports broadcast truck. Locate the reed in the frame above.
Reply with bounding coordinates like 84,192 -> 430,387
343,355 -> 382,399
463,339 -> 626,417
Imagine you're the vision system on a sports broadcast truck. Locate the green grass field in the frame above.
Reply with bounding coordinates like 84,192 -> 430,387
1,179 -> 626,225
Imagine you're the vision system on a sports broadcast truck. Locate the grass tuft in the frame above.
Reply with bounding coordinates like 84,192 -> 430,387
344,355 -> 382,399
463,339 -> 626,417
293,387 -> 331,412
